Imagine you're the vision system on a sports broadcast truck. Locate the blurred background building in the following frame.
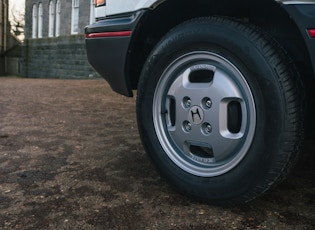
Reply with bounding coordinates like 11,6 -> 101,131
20,0 -> 97,78
1,0 -> 24,76
0,0 -> 9,75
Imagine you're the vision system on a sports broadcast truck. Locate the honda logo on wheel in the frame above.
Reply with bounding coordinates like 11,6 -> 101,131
189,106 -> 204,125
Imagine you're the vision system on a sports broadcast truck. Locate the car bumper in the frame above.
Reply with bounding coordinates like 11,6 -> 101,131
85,10 -> 145,97
283,3 -> 315,76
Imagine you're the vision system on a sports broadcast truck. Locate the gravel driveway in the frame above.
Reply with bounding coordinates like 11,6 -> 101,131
0,77 -> 314,229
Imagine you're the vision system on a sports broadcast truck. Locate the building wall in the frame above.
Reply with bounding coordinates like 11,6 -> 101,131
24,0 -> 98,78
0,0 -> 3,74
0,0 -> 9,75
25,0 -> 92,38
0,0 -> 3,53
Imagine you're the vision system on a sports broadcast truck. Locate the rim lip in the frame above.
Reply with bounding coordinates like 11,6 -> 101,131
153,51 -> 256,177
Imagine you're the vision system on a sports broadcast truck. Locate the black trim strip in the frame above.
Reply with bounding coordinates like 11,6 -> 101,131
85,10 -> 145,35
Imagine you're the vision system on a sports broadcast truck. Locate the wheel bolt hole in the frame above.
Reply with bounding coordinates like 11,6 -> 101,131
202,123 -> 212,135
183,97 -> 192,109
183,121 -> 192,132
202,97 -> 212,109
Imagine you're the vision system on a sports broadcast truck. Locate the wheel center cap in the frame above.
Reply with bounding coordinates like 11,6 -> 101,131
188,106 -> 204,125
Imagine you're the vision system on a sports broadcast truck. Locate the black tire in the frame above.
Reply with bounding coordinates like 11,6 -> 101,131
136,17 -> 303,205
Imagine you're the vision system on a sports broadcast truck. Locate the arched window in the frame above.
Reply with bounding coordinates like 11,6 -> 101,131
32,4 -> 37,38
71,0 -> 80,34
38,3 -> 43,38
55,0 -> 61,36
90,0 -> 95,24
49,1 -> 55,37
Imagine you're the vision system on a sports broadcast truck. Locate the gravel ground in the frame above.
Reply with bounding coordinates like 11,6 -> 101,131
0,77 -> 314,229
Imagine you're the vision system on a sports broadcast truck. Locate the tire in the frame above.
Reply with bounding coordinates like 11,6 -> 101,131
136,17 -> 303,205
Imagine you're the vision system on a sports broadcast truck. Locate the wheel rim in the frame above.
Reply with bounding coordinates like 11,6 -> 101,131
153,51 -> 256,177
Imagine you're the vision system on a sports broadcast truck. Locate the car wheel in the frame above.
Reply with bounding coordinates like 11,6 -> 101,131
136,17 -> 303,205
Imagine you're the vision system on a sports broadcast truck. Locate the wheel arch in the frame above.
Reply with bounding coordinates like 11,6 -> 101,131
127,0 -> 314,92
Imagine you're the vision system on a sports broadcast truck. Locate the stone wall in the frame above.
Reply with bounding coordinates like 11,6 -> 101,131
23,35 -> 98,79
